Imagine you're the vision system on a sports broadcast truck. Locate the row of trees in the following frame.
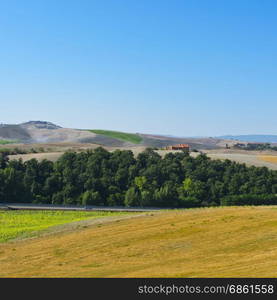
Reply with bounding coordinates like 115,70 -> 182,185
0,147 -> 277,207
234,143 -> 277,151
0,147 -> 46,156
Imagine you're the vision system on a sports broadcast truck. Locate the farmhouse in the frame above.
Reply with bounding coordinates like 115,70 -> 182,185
166,144 -> 190,151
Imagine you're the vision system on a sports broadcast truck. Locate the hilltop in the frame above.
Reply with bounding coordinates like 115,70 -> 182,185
21,121 -> 62,130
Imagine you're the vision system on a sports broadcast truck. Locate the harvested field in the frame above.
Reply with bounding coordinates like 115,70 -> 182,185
258,155 -> 277,164
207,153 -> 277,170
189,151 -> 277,170
0,206 -> 276,277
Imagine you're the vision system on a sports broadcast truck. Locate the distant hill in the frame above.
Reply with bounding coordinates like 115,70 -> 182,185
0,124 -> 31,141
0,120 -> 232,149
0,121 -> 140,146
219,135 -> 277,143
140,134 -> 224,149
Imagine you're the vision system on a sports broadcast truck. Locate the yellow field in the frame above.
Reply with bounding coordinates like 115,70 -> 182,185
0,206 -> 277,277
258,155 -> 277,164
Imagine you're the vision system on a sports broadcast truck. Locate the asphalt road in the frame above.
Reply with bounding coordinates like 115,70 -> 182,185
0,203 -> 165,212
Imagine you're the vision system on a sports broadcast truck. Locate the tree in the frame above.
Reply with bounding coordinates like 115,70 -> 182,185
0,153 -> 8,169
181,177 -> 206,201
0,146 -> 276,209
124,187 -> 141,207
134,176 -> 147,191
81,191 -> 102,206
154,183 -> 178,207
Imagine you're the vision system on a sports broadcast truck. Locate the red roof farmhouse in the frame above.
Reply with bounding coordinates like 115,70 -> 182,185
165,144 -> 190,150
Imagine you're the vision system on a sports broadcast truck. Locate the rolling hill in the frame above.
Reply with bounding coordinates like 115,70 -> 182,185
140,133 -> 224,149
4,120 -> 273,150
0,206 -> 276,277
0,121 -> 229,149
0,121 -> 129,146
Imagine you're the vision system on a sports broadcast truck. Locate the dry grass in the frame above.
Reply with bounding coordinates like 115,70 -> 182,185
0,206 -> 276,278
197,152 -> 277,170
8,152 -> 64,162
7,145 -> 148,162
258,155 -> 277,164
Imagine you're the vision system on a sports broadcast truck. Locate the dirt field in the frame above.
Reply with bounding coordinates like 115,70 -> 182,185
0,206 -> 276,277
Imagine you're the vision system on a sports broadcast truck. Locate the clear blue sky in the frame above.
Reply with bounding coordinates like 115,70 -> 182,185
1,0 -> 276,136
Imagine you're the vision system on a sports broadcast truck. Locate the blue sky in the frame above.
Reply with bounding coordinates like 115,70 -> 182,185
0,0 -> 276,136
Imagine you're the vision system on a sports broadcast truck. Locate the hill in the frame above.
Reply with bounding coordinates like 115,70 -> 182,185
141,134 -> 225,149
21,121 -> 62,130
0,206 -> 276,277
0,121 -> 128,146
0,124 -> 31,141
0,120 -> 254,149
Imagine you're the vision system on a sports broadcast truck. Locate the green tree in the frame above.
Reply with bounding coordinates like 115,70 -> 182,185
124,187 -> 141,207
134,176 -> 147,191
81,191 -> 102,206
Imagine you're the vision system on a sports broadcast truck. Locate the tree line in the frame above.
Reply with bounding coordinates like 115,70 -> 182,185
234,143 -> 277,151
0,147 -> 47,156
0,147 -> 276,207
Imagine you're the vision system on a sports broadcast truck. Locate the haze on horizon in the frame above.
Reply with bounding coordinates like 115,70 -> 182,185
1,0 -> 276,137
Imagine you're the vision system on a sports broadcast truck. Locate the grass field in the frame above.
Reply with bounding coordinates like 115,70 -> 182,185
0,139 -> 19,145
258,155 -> 277,164
89,129 -> 142,144
0,206 -> 276,277
0,210 -> 129,243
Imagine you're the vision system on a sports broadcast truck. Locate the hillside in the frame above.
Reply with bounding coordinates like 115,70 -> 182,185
89,129 -> 142,144
0,124 -> 31,141
0,121 -> 128,146
141,134 -> 225,149
0,206 -> 276,277
0,120 -> 265,149
0,139 -> 19,145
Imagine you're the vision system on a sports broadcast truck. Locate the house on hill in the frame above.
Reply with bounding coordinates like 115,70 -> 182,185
166,144 -> 190,151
